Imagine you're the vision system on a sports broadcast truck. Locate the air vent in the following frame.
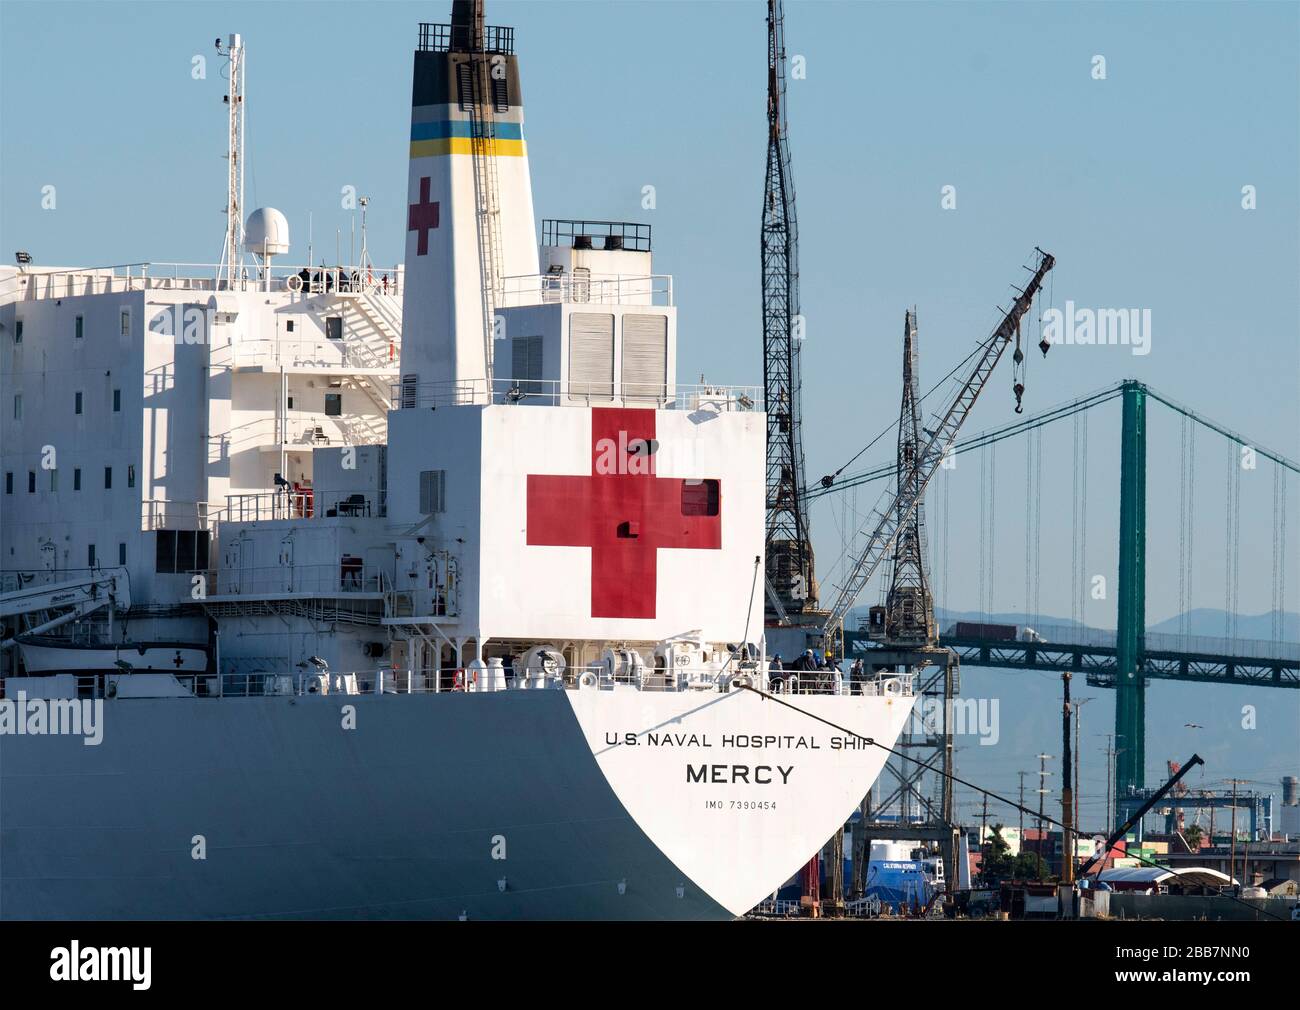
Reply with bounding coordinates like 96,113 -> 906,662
456,61 -> 473,111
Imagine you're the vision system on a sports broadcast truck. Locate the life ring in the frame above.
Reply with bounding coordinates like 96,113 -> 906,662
883,677 -> 903,697
577,670 -> 598,690
729,674 -> 752,691
285,274 -> 303,293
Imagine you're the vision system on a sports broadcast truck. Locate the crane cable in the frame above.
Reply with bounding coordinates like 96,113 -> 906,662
818,333 -> 997,489
737,684 -> 1290,920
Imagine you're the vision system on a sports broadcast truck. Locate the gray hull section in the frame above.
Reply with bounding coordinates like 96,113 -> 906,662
0,691 -> 730,920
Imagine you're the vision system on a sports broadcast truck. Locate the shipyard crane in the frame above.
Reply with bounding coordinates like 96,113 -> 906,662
820,250 -> 1056,642
872,309 -> 939,646
762,0 -> 818,619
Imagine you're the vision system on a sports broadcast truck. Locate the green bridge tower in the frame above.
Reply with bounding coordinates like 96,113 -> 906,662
1115,379 -> 1148,824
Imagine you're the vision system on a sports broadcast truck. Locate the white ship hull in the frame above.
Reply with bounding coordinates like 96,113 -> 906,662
0,685 -> 911,920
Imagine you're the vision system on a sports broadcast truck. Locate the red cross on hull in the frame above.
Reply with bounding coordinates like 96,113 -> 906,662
526,408 -> 722,619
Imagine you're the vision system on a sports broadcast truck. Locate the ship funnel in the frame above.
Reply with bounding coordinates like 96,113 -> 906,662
398,3 -> 539,393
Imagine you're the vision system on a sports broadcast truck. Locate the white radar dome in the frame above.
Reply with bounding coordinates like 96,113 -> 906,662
244,207 -> 290,257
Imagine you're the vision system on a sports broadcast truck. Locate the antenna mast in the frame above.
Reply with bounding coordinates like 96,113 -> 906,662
216,33 -> 246,289
762,0 -> 817,618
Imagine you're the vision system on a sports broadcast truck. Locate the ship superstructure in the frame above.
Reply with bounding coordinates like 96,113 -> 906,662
0,2 -> 915,921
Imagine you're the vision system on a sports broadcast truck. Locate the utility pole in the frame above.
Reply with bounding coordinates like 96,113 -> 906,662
1061,674 -> 1074,883
981,792 -> 989,849
1018,771 -> 1027,845
1073,697 -> 1095,851
1097,733 -> 1122,830
1036,753 -> 1052,878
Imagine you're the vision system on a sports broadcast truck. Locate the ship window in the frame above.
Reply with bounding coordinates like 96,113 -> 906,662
49,469 -> 57,492
88,544 -> 96,568
326,316 -> 343,340
286,319 -> 295,333
512,336 -> 543,394
681,479 -> 719,517
4,472 -> 11,494
12,393 -> 21,420
419,470 -> 446,514
154,529 -> 210,574
119,543 -> 127,565
155,531 -> 176,573
75,391 -> 83,415
28,471 -> 35,493
287,396 -> 294,410
324,393 -> 342,416
75,315 -> 84,340
113,389 -> 121,412
74,468 -> 81,491
176,531 -> 196,572
14,319 -> 22,342
104,466 -> 112,489
127,464 -> 136,488
120,309 -> 130,336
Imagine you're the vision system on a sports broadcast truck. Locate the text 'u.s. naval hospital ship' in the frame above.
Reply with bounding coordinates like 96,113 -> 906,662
0,2 -> 916,920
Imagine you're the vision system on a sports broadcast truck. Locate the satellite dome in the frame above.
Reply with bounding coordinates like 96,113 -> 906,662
244,207 -> 289,257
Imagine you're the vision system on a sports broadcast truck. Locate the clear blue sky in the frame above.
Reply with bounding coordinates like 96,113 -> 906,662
3,1 -> 1297,809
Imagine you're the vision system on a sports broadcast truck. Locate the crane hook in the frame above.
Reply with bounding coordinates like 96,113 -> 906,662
1013,381 -> 1025,414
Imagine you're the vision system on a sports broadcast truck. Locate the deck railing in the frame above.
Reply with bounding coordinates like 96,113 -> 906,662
393,377 -> 759,412
2,262 -> 403,301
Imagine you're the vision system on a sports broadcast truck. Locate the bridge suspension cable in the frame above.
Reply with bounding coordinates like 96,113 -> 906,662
806,382 -> 1123,502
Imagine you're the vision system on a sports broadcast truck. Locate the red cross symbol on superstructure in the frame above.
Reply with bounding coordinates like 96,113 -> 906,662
407,176 -> 440,256
526,408 -> 722,620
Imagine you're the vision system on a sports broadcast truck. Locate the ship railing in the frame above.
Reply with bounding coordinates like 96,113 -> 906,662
498,271 -> 672,308
417,21 -> 515,54
0,673 -> 108,700
141,499 -> 223,531
231,337 -> 398,372
1,262 -> 403,301
202,562 -> 387,598
0,664 -> 911,702
393,377 -> 761,412
223,489 -> 387,523
748,898 -> 804,918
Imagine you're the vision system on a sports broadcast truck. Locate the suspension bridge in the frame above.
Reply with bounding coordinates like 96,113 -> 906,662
821,378 -> 1298,818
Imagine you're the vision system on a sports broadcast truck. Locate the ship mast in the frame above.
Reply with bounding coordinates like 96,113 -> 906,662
762,0 -> 817,618
216,33 -> 246,289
